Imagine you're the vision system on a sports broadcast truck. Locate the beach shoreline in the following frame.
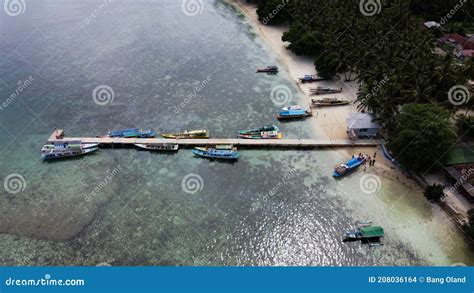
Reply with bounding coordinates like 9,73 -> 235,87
228,0 -> 420,192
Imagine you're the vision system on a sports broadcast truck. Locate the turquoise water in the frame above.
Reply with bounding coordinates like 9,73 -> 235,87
0,0 -> 473,266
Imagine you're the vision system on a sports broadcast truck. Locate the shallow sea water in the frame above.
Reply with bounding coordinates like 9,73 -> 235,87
0,0 -> 473,266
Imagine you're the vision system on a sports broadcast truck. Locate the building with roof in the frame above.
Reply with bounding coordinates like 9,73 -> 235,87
346,113 -> 382,139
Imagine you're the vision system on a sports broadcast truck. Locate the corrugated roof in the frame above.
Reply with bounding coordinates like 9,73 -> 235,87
346,113 -> 382,129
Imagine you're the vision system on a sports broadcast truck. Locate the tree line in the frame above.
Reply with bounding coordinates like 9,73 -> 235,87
250,0 -> 474,173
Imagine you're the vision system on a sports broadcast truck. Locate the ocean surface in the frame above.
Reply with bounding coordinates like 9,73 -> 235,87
0,0 -> 473,266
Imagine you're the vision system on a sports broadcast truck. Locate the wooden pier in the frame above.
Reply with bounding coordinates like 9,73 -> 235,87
47,130 -> 383,148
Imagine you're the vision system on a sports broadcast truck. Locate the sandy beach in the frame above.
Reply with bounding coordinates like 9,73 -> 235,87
228,0 -> 421,191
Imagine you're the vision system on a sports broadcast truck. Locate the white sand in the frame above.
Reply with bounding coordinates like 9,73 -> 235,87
229,0 -> 415,185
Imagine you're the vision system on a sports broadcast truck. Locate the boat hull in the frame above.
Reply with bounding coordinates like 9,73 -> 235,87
192,149 -> 239,160
42,147 -> 99,160
134,143 -> 179,151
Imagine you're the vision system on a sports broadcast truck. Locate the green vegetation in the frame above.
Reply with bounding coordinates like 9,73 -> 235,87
253,0 -> 473,174
423,184 -> 446,203
388,104 -> 456,172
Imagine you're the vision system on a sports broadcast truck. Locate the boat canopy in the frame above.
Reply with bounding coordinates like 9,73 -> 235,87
360,226 -> 384,238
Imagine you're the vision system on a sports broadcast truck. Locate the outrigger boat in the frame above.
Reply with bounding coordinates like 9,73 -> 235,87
238,125 -> 279,135
239,131 -> 282,139
41,142 -> 98,160
309,86 -> 343,95
195,145 -> 237,152
134,143 -> 179,151
277,108 -> 312,120
161,130 -> 209,139
311,97 -> 351,107
344,224 -> 384,247
256,66 -> 278,73
192,147 -> 240,160
108,128 -> 155,138
298,74 -> 329,83
333,156 -> 366,178
238,125 -> 282,139
42,141 -> 99,150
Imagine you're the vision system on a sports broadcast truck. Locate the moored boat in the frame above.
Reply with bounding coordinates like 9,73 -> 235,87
333,156 -> 366,178
42,141 -> 99,150
192,147 -> 240,160
256,66 -> 278,73
298,74 -> 328,83
161,130 -> 209,139
108,128 -> 155,138
309,86 -> 343,95
277,108 -> 312,120
238,125 -> 279,135
41,143 -> 98,160
195,145 -> 237,152
311,97 -> 351,107
344,225 -> 385,240
239,131 -> 282,139
134,143 -> 179,151
281,105 -> 302,111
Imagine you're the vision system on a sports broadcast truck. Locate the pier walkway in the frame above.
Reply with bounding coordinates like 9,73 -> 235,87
47,130 -> 383,148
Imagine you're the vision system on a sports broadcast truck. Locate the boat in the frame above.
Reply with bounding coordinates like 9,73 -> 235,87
41,143 -> 98,160
134,143 -> 179,151
239,131 -> 282,139
344,225 -> 385,240
333,156 -> 366,178
108,128 -> 155,138
311,97 -> 351,107
42,141 -> 99,150
192,147 -> 240,160
195,145 -> 237,152
238,125 -> 279,135
277,108 -> 312,120
309,86 -> 343,95
281,105 -> 302,111
256,66 -> 278,73
161,130 -> 209,139
298,75 -> 328,83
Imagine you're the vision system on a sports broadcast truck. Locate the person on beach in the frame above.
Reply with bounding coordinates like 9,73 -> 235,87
372,159 -> 376,166
373,152 -> 377,158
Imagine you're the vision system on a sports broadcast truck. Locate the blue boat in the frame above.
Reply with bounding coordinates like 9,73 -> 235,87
108,128 -> 155,138
333,156 -> 366,178
192,148 -> 240,160
298,74 -> 328,83
277,108 -> 312,119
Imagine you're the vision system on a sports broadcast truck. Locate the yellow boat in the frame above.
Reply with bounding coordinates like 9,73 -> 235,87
161,130 -> 209,139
